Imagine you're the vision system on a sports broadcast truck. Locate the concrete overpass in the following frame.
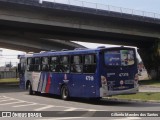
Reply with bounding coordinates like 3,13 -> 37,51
0,0 -> 159,78
0,35 -> 85,52
0,0 -> 160,47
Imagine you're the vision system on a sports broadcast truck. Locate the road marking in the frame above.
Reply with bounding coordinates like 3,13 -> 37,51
2,96 -> 10,98
0,96 -> 9,100
64,108 -> 78,111
88,109 -> 98,111
0,96 -> 99,112
0,101 -> 25,105
13,103 -> 37,107
35,105 -> 55,111
0,98 -> 15,102
0,98 -> 9,100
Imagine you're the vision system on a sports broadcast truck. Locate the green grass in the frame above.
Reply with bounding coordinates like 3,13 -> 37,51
0,78 -> 19,83
112,92 -> 160,101
139,80 -> 160,87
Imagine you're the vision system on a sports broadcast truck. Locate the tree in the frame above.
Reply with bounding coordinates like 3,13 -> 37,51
138,41 -> 160,80
5,62 -> 13,68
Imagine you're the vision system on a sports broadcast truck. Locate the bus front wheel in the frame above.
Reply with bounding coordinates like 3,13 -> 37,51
61,85 -> 69,100
28,82 -> 34,95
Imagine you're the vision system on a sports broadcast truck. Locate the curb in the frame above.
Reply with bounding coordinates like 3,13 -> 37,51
104,98 -> 160,103
139,85 -> 160,88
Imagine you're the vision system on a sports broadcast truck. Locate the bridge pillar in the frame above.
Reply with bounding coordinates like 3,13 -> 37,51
138,40 -> 160,80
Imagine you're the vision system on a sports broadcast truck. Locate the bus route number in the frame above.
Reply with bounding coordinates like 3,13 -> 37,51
86,76 -> 94,81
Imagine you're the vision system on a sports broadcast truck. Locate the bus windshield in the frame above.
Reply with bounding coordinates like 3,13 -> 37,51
104,49 -> 135,66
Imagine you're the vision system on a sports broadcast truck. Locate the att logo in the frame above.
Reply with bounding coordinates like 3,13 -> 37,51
119,73 -> 129,77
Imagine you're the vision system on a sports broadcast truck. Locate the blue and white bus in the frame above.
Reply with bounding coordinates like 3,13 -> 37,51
18,47 -> 139,100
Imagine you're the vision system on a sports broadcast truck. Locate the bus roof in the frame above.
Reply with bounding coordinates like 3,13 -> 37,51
18,47 -> 135,58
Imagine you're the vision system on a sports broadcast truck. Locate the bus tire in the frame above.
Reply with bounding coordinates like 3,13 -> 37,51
61,85 -> 70,100
28,82 -> 34,95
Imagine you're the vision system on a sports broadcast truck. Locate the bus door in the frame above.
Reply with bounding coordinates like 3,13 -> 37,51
18,58 -> 26,89
50,56 -> 71,95
103,49 -> 138,92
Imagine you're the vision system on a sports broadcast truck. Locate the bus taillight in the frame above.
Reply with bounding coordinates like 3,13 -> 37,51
134,73 -> 139,83
101,76 -> 107,85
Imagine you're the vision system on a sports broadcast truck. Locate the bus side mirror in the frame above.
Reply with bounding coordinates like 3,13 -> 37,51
18,63 -> 21,72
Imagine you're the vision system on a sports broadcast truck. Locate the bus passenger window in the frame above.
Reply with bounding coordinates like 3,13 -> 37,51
83,54 -> 96,73
20,58 -> 26,71
27,58 -> 34,71
50,56 -> 59,72
34,57 -> 41,71
71,55 -> 83,73
59,56 -> 70,73
42,57 -> 49,71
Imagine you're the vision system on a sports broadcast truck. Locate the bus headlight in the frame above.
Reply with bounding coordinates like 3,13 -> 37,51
101,76 -> 107,85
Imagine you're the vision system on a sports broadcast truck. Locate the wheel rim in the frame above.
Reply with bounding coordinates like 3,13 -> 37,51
62,87 -> 68,99
28,83 -> 33,95
28,83 -> 30,90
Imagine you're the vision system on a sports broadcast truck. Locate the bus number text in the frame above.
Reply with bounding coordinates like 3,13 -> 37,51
86,76 -> 94,81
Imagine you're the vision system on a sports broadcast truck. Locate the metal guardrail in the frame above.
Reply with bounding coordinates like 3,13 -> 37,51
40,0 -> 160,19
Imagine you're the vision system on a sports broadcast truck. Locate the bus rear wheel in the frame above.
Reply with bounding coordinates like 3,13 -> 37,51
61,85 -> 69,100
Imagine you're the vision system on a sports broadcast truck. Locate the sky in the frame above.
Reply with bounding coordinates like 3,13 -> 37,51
1,0 -> 159,66
90,0 -> 160,13
44,0 -> 160,14
0,48 -> 25,66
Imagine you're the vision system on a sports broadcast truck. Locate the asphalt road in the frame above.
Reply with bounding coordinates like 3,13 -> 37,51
0,84 -> 159,120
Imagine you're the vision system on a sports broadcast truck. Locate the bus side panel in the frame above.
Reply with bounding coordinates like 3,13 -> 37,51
29,72 -> 51,93
32,72 -> 55,94
48,73 -> 72,95
69,74 -> 97,98
69,74 -> 83,97
32,72 -> 41,92
36,72 -> 52,93
49,73 -> 63,95
82,74 -> 97,98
